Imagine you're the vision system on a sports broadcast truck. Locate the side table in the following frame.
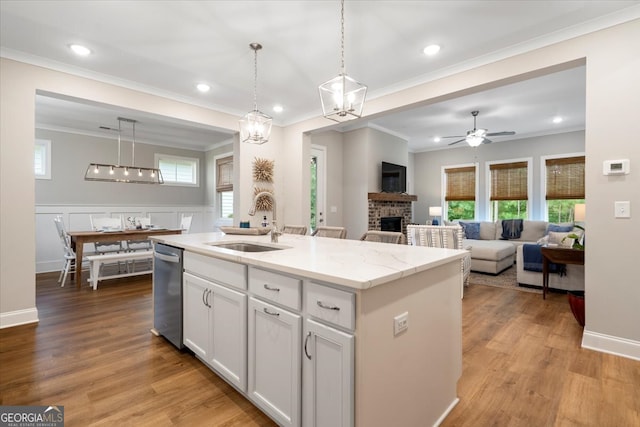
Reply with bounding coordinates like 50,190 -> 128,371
540,246 -> 585,299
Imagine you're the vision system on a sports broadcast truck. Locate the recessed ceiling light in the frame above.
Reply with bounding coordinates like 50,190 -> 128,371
433,136 -> 441,143
553,116 -> 563,124
423,44 -> 441,56
273,105 -> 284,113
69,44 -> 91,56
196,83 -> 210,93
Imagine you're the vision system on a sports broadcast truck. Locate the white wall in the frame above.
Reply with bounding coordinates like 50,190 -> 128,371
413,130 -> 585,223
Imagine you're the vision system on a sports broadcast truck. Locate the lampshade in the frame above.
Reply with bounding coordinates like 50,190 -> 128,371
574,203 -> 586,222
429,206 -> 442,217
240,43 -> 272,144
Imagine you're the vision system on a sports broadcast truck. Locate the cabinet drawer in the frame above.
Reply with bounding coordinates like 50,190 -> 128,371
306,282 -> 355,331
249,267 -> 301,311
184,251 -> 247,290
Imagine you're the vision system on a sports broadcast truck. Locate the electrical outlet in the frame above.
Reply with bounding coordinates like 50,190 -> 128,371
615,201 -> 631,218
394,312 -> 409,336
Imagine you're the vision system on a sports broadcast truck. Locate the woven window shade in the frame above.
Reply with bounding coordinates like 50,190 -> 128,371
546,156 -> 585,199
445,166 -> 476,201
216,156 -> 233,192
490,161 -> 528,201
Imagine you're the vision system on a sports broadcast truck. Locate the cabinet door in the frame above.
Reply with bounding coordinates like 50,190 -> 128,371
248,297 -> 301,427
303,319 -> 354,427
209,281 -> 247,392
183,272 -> 211,360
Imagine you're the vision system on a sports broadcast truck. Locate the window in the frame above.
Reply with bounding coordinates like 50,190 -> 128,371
444,165 -> 476,221
216,155 -> 233,219
34,139 -> 51,180
545,155 -> 585,222
155,154 -> 199,186
489,160 -> 530,220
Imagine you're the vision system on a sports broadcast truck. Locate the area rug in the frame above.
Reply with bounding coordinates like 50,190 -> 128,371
468,267 -> 542,294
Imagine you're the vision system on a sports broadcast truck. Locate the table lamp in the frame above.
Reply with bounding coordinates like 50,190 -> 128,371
574,203 -> 585,223
429,206 -> 442,225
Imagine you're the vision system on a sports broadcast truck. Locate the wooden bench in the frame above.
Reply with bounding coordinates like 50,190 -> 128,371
86,250 -> 153,290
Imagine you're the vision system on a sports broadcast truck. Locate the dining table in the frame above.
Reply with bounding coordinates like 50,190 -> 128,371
67,228 -> 183,288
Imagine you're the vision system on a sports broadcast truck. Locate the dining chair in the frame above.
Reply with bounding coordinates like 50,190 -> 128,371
407,224 -> 471,294
281,225 -> 308,235
89,214 -> 126,273
311,226 -> 347,239
180,214 -> 193,233
360,230 -> 405,244
54,216 -> 89,287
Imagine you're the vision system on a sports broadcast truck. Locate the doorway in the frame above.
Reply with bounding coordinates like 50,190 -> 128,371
310,145 -> 326,233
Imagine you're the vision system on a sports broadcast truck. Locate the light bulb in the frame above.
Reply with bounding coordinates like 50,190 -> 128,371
124,167 -> 129,176
150,170 -> 155,178
109,166 -> 114,175
138,169 -> 143,177
93,165 -> 99,174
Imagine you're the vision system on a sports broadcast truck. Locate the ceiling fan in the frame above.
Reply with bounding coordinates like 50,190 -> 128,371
443,110 -> 515,147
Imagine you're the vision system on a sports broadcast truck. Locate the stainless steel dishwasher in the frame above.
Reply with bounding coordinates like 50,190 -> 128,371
153,242 -> 184,349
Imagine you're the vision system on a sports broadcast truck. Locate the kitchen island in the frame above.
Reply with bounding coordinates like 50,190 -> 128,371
151,231 -> 465,427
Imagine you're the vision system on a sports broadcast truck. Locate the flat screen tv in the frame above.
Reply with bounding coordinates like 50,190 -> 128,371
381,161 -> 406,193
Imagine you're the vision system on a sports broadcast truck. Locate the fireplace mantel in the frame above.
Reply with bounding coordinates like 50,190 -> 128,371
368,192 -> 418,202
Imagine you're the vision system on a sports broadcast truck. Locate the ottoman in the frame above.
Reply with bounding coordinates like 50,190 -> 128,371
462,239 -> 515,274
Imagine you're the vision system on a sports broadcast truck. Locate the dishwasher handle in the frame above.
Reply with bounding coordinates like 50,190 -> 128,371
154,251 -> 181,263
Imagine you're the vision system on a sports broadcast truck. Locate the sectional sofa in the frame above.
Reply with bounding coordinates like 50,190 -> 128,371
448,220 -> 585,291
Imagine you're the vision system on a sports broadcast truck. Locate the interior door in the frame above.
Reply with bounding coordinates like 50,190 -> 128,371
310,145 -> 326,233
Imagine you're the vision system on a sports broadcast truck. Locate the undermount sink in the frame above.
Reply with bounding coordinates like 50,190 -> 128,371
206,242 -> 285,252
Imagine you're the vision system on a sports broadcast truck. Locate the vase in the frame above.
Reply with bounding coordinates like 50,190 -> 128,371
567,290 -> 585,327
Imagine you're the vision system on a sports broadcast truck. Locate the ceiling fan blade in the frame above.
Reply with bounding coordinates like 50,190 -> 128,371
448,138 -> 465,146
441,135 -> 466,139
486,131 -> 515,136
482,138 -> 493,144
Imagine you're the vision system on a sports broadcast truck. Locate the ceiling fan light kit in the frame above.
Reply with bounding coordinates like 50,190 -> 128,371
84,117 -> 164,184
240,43 -> 272,145
445,110 -> 515,147
319,0 -> 367,122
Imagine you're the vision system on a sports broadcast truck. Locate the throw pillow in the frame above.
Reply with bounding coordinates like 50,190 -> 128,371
459,221 -> 480,240
547,223 -> 574,234
501,219 -> 523,239
548,231 -> 572,245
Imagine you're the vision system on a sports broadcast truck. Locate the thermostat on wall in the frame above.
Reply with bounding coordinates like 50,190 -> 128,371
603,159 -> 630,175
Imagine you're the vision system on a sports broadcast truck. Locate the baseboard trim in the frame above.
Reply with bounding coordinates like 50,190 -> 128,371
434,397 -> 460,427
582,329 -> 640,361
0,307 -> 39,329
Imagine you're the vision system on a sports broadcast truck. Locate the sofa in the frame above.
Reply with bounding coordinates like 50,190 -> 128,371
448,219 -> 585,292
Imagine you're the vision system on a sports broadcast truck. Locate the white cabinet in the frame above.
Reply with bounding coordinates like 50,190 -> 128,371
248,297 -> 301,427
183,272 -> 247,392
302,319 -> 354,427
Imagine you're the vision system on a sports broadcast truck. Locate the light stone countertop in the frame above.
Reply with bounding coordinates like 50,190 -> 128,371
151,232 -> 466,290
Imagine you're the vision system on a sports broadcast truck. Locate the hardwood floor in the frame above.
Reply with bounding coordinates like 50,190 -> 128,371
1,273 -> 638,426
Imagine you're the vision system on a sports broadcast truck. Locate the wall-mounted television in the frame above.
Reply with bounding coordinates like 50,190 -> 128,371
381,161 -> 407,193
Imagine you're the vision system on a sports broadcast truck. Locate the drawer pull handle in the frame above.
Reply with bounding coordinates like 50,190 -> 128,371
263,284 -> 280,292
304,331 -> 312,360
263,308 -> 280,317
317,301 -> 340,311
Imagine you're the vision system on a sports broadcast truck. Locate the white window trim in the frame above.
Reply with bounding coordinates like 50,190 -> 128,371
440,162 -> 479,221
154,153 -> 199,187
35,139 -> 52,180
540,151 -> 585,220
214,151 -> 233,226
485,157 -> 533,220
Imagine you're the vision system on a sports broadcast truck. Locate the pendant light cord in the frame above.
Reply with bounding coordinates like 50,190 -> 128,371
253,46 -> 258,111
340,0 -> 345,74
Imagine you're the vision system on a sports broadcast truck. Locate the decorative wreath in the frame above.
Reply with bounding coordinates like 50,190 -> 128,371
252,157 -> 274,183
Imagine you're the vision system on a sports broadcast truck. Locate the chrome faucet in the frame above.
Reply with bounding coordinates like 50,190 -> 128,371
248,191 -> 281,243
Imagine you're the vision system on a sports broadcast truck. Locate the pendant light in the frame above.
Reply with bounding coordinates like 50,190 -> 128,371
239,43 -> 272,144
84,117 -> 164,184
318,0 -> 367,122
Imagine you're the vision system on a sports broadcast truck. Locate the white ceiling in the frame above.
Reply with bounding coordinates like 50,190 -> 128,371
2,1 -> 639,152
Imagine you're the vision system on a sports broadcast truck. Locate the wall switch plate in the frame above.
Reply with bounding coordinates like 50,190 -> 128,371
394,312 -> 409,335
615,201 -> 631,218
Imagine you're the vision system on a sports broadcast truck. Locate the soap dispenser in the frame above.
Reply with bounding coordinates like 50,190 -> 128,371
261,215 -> 269,227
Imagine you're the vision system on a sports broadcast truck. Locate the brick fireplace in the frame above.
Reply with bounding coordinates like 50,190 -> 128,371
367,193 -> 417,237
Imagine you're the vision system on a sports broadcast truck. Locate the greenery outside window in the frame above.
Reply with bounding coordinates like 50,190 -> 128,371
35,139 -> 51,180
489,160 -> 529,220
444,165 -> 476,221
545,155 -> 585,222
216,155 -> 233,219
156,154 -> 199,186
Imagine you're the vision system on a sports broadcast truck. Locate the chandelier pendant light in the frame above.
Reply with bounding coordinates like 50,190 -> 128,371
84,117 -> 164,184
319,0 -> 367,122
240,43 -> 272,144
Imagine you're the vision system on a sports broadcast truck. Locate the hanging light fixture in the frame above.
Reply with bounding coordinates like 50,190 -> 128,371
84,117 -> 164,184
239,43 -> 272,144
319,0 -> 367,122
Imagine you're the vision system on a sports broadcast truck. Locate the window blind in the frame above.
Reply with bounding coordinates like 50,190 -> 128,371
158,158 -> 197,184
445,166 -> 476,201
545,156 -> 585,199
216,156 -> 233,192
490,161 -> 528,201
